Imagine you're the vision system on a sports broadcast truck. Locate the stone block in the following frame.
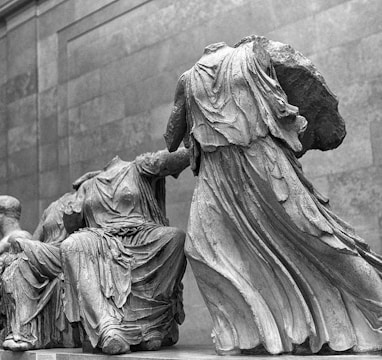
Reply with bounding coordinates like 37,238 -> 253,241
0,54 -> 6,85
121,113 -> 151,150
0,37 -> 5,61
68,127 -> 103,163
8,173 -> 38,201
8,122 -> 37,154
327,165 -> 382,218
58,137 -> 69,167
38,0 -> 75,40
39,167 -> 69,199
123,70 -> 179,118
311,40 -> 364,94
0,180 -> 7,194
0,85 -> 6,129
337,80 -> 369,125
370,120 -> 382,165
361,31 -> 382,80
367,75 -> 382,112
7,19 -> 37,78
7,93 -> 37,129
202,3 -> 268,48
123,84 -> 145,116
0,131 -> 6,154
73,0 -> 115,20
100,90 -> 125,124
8,146 -> 38,177
68,29 -> 129,80
57,83 -> 67,114
67,69 -> 101,108
19,199 -> 39,233
57,110 -> 68,138
149,102 -> 173,140
38,60 -> 58,92
349,213 -> 382,254
7,1 -> 37,31
301,132 -> 373,179
100,57 -> 130,94
6,69 -> 37,104
267,15 -> 319,56
100,53 -> 150,94
39,86 -> 57,120
8,46 -> 37,80
0,158 -> 7,179
68,97 -> 101,135
314,0 -> 382,52
39,142 -> 58,171
99,118 -> 129,154
7,18 -> 36,59
268,0 -> 348,29
38,34 -> 58,67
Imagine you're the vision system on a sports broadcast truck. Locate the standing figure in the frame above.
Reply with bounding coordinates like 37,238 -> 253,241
60,148 -> 189,355
165,36 -> 382,355
0,193 -> 81,351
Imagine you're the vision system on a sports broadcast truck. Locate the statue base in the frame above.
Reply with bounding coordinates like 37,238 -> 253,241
0,346 -> 381,359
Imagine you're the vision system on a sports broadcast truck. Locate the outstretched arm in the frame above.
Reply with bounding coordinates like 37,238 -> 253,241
136,147 -> 190,178
164,73 -> 188,152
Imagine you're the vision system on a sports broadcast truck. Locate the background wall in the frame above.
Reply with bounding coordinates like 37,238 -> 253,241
0,0 -> 381,346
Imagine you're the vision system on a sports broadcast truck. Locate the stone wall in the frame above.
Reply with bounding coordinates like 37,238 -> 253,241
0,0 -> 381,346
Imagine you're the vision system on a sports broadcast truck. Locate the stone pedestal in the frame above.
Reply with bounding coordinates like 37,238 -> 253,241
0,346 -> 381,360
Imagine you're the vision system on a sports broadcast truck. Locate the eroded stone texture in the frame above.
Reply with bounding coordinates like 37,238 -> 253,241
256,36 -> 347,155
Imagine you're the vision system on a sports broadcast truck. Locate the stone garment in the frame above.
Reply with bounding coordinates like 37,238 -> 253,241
1,193 -> 81,349
61,152 -> 188,351
166,40 -> 382,354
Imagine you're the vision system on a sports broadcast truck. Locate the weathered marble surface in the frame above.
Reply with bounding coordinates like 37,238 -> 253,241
166,36 -> 382,355
0,149 -> 190,355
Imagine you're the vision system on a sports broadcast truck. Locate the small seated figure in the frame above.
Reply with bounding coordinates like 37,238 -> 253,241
0,194 -> 81,351
0,196 -> 35,351
60,148 -> 189,354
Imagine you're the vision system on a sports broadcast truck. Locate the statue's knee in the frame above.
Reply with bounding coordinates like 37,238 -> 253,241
60,235 -> 80,254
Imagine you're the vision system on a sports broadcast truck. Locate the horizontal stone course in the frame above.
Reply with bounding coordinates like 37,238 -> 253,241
67,69 -> 100,108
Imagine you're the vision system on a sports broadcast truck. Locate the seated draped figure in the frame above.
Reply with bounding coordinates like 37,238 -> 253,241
0,148 -> 189,354
165,35 -> 382,355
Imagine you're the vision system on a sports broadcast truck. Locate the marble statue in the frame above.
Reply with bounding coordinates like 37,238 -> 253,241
0,193 -> 82,351
60,148 -> 189,355
165,35 -> 382,355
0,148 -> 189,355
